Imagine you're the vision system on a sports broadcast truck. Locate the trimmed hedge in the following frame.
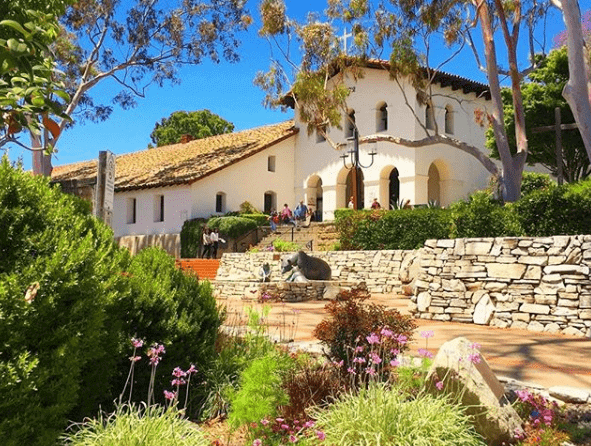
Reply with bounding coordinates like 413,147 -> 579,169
335,208 -> 452,250
241,213 -> 269,226
450,191 -> 522,239
513,179 -> 591,236
180,219 -> 206,258
206,216 -> 258,239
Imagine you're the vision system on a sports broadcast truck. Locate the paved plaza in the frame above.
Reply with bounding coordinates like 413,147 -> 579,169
218,293 -> 591,392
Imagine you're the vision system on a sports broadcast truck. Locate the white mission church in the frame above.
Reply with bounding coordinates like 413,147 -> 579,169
52,61 -> 495,240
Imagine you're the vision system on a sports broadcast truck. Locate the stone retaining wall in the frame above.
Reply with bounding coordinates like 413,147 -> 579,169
411,236 -> 591,337
215,280 -> 362,302
214,250 -> 416,297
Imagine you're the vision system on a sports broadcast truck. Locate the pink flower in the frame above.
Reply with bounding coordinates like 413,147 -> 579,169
354,345 -> 365,353
470,342 -> 481,350
380,327 -> 393,338
131,337 -> 144,348
467,353 -> 481,364
289,435 -> 297,443
149,356 -> 160,366
253,440 -> 262,446
396,334 -> 408,345
186,364 -> 197,374
366,333 -> 380,345
260,419 -> 269,426
316,430 -> 326,441
420,330 -> 434,339
370,353 -> 382,364
332,360 -> 344,367
390,348 -> 399,356
129,355 -> 141,362
418,348 -> 433,359
353,356 -> 366,364
281,424 -> 290,430
347,367 -> 357,375
303,420 -> 315,428
172,367 -> 187,378
276,418 -> 284,423
390,359 -> 400,367
435,381 -> 444,390
171,378 -> 186,386
365,367 -> 376,376
163,390 -> 176,400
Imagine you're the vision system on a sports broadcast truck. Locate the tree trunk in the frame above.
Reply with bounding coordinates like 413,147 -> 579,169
475,0 -> 524,201
31,132 -> 53,176
559,0 -> 591,161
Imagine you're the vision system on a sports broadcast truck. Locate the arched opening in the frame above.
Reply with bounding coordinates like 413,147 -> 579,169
380,165 -> 400,209
376,102 -> 388,132
345,168 -> 364,209
345,109 -> 356,138
263,191 -> 277,214
306,175 -> 323,222
425,104 -> 435,130
428,163 -> 441,205
445,105 -> 454,134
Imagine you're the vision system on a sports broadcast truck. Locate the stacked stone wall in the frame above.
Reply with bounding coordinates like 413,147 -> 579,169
411,236 -> 591,337
214,250 -> 416,298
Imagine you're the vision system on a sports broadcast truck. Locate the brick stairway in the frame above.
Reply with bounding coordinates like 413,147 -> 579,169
176,258 -> 220,280
255,222 -> 339,251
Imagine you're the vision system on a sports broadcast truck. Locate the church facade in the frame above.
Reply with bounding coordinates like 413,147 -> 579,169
52,63 -> 495,239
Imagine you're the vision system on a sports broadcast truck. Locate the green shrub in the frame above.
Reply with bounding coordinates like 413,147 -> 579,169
313,288 -> 416,370
513,179 -> 591,236
239,201 -> 259,214
0,158 -> 131,445
227,352 -> 291,428
450,191 -> 523,238
122,247 -> 221,417
180,219 -> 206,258
272,239 -> 301,252
311,383 -> 485,446
206,216 -> 257,239
521,172 -> 554,196
241,213 -> 269,226
335,208 -> 451,250
61,404 -> 209,446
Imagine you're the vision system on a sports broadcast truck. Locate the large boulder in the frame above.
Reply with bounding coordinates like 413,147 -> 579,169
426,337 -> 522,445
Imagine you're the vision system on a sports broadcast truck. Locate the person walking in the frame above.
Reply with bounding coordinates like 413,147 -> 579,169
268,209 -> 278,232
201,227 -> 212,259
294,200 -> 308,225
210,228 -> 220,259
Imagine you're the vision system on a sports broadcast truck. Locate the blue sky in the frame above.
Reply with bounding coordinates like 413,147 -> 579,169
6,1 -> 567,170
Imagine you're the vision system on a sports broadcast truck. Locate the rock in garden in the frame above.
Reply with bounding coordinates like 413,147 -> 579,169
426,337 -> 523,445
548,386 -> 591,404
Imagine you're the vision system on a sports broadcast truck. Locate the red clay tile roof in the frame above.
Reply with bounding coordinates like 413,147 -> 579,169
51,120 -> 297,192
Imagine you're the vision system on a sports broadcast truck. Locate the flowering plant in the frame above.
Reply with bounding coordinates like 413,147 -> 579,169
249,417 -> 325,445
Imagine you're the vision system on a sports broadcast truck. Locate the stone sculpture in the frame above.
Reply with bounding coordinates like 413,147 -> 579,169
258,262 -> 271,282
281,251 -> 332,281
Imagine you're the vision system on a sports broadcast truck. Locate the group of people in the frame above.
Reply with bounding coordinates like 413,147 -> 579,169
201,227 -> 223,259
268,200 -> 312,231
348,196 -> 382,210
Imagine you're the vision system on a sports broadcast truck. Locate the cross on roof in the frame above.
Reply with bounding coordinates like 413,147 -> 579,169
338,28 -> 352,55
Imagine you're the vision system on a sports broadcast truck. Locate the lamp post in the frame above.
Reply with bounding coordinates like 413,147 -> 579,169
340,127 -> 377,210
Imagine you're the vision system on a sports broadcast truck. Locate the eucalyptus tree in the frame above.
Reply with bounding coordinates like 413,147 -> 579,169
32,0 -> 251,175
551,3 -> 591,164
149,110 -> 234,147
256,0 -> 556,201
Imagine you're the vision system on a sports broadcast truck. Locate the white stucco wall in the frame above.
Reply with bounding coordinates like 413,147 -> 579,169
113,186 -> 192,237
293,67 -> 494,217
189,137 -> 296,217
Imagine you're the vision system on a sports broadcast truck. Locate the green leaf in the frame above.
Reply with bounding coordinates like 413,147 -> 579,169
0,20 -> 29,37
7,39 -> 29,54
